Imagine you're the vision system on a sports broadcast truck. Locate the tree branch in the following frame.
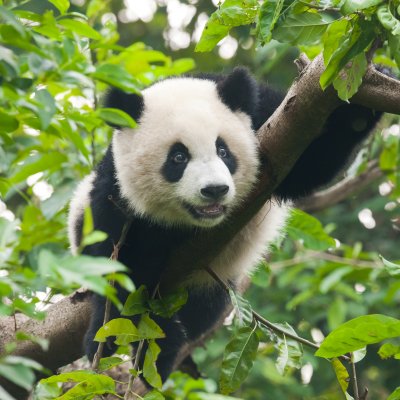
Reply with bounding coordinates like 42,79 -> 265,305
1,53 -> 399,398
297,160 -> 383,212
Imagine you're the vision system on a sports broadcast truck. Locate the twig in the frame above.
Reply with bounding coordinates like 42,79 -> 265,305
124,340 -> 145,400
269,249 -> 382,271
91,218 -> 133,371
124,284 -> 159,400
351,355 -> 360,400
297,160 -> 383,212
204,266 -> 350,361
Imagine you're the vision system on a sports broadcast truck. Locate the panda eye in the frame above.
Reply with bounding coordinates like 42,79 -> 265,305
172,152 -> 188,164
217,146 -> 228,158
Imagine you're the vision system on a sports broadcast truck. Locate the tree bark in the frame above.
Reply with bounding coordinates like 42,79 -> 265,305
1,54 -> 399,398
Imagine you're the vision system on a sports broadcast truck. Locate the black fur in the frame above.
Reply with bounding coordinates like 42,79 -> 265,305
161,142 -> 191,183
104,89 -> 144,126
216,67 -> 259,118
216,137 -> 237,174
82,69 -> 383,383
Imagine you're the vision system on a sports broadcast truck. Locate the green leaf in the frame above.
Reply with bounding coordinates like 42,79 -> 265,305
0,6 -> 28,38
341,0 -> 383,15
381,256 -> 400,276
256,0 -> 284,45
34,89 -> 57,130
219,325 -> 259,394
148,288 -> 188,318
81,230 -> 107,248
15,332 -> 49,351
273,12 -> 332,46
388,34 -> 400,67
196,0 -> 259,52
38,251 -> 126,298
273,322 -> 303,375
331,358 -> 351,396
286,209 -> 336,250
82,206 -> 94,237
377,5 -> 400,35
110,273 -> 135,293
9,153 -> 67,185
97,108 -> 137,128
328,296 -> 347,330
333,52 -> 368,101
143,390 -> 165,400
378,343 -> 400,359
322,19 -> 350,65
319,266 -> 353,294
388,387 -> 400,400
138,314 -> 165,340
320,19 -> 374,89
228,289 -> 253,328
92,64 -> 142,93
98,356 -> 125,372
0,356 -> 44,391
379,135 -> 399,171
122,286 -> 149,316
352,347 -> 367,363
39,370 -> 115,399
0,364 -> 35,390
0,110 -> 18,133
316,314 -> 400,358
48,0 -> 70,14
94,318 -> 141,345
143,340 -> 162,389
58,19 -> 101,40
195,17 -> 230,52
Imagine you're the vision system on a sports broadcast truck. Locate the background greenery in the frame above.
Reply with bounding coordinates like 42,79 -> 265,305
0,0 -> 399,399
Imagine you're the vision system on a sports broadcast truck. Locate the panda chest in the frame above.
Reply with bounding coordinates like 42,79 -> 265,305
118,221 -> 189,281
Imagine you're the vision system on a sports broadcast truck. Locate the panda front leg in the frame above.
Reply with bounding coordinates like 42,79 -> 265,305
177,285 -> 231,342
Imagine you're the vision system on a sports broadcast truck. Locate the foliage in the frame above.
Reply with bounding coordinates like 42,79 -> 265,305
0,0 -> 399,399
196,0 -> 400,100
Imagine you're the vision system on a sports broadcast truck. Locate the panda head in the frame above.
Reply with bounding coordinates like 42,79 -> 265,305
111,68 -> 260,228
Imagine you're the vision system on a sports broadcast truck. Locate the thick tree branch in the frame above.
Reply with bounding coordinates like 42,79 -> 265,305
0,291 -> 91,397
1,54 -> 399,398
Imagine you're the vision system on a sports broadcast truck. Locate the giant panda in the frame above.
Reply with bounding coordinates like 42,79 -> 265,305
68,68 -> 381,382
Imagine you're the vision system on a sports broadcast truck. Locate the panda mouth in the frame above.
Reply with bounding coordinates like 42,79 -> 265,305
185,203 -> 226,219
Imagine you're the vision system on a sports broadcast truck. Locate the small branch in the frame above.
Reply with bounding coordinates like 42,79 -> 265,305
92,219 -> 133,371
351,355 -> 360,400
269,249 -> 383,271
205,266 -> 349,359
297,160 -> 383,212
124,284 -> 159,399
124,340 -> 145,400
91,280 -> 114,372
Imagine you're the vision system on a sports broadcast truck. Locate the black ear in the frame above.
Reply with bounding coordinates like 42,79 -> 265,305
216,67 -> 258,117
103,88 -> 144,127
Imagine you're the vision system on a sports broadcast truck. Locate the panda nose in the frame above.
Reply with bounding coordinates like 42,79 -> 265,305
201,185 -> 229,200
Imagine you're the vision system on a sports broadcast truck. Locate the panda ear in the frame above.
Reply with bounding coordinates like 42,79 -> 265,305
216,67 -> 258,117
103,88 -> 144,127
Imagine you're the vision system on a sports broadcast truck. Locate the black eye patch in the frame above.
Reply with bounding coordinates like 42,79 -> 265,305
161,142 -> 191,183
216,137 -> 237,174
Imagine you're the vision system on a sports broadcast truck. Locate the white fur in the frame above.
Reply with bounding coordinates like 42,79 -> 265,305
68,172 -> 96,254
189,198 -> 289,286
112,77 -> 259,227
